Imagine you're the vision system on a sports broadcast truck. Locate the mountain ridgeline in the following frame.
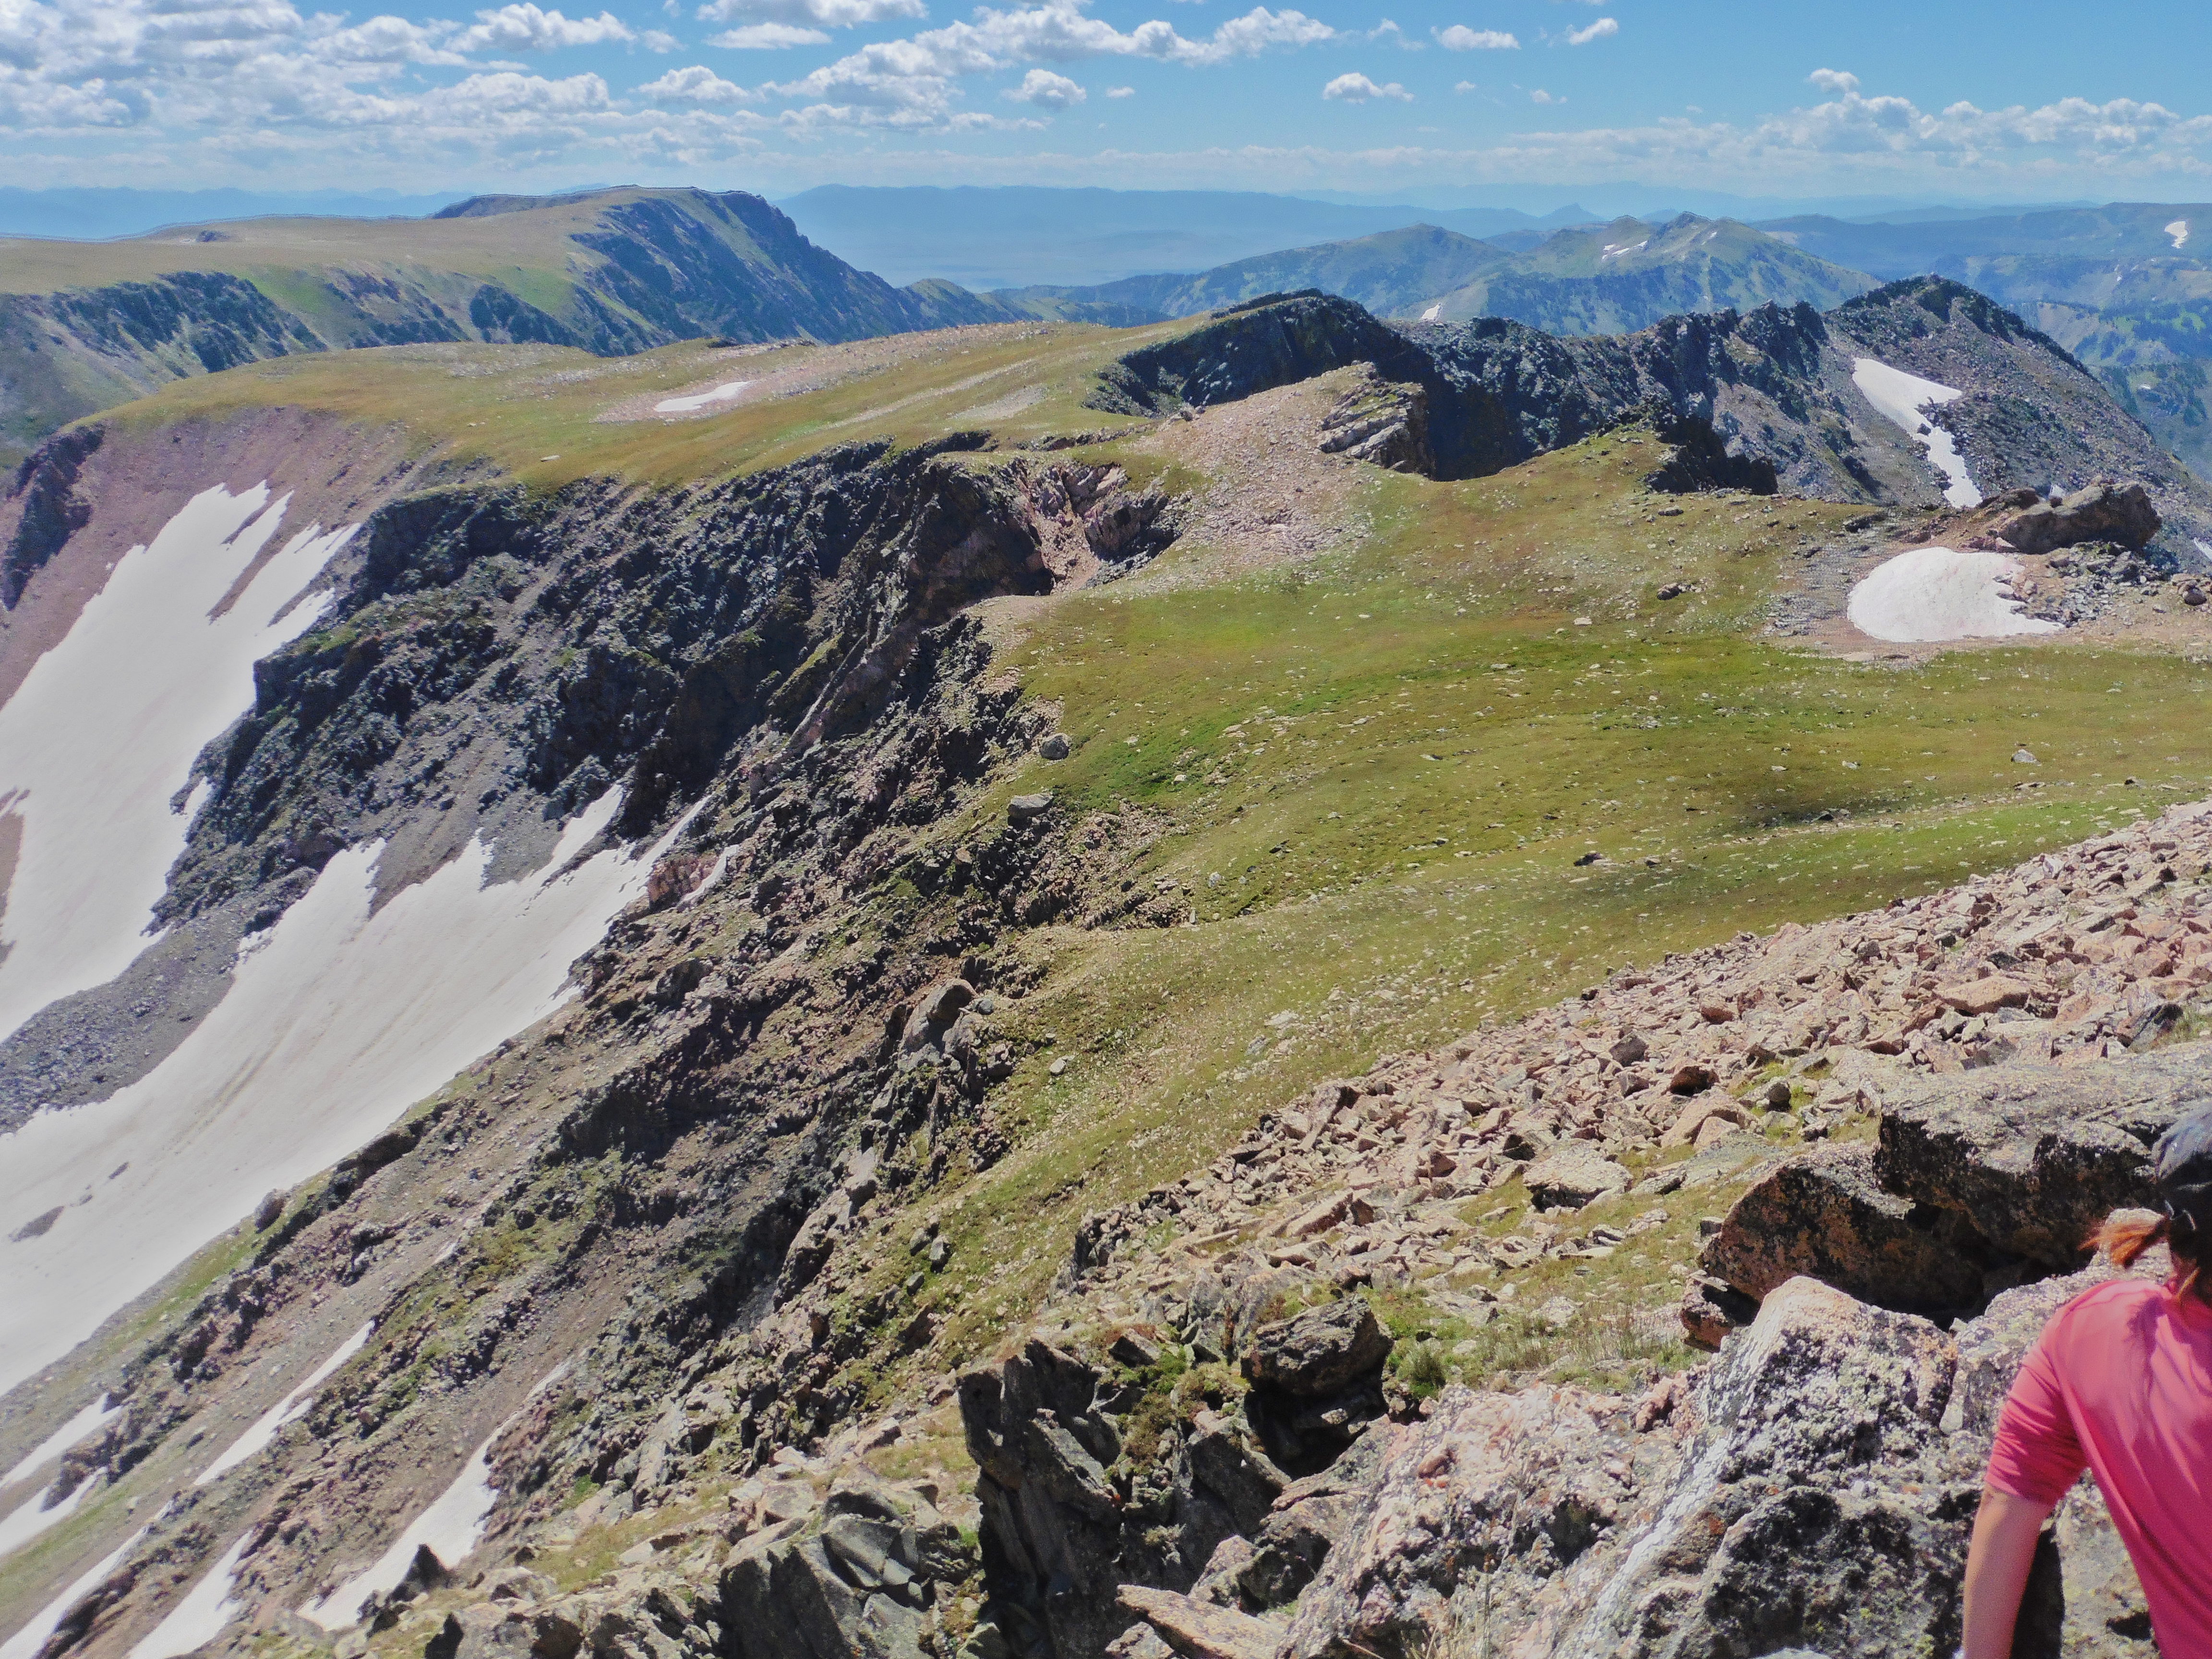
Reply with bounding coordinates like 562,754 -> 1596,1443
1088,280 -> 2212,555
996,214 -> 1878,337
0,188 -> 1017,468
4,224 -> 2212,1659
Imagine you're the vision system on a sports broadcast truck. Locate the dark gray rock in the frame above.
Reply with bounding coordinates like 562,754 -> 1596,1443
1875,1046 -> 2205,1267
1241,1300 -> 1391,1398
1700,1141 -> 1991,1313
1995,480 -> 2161,554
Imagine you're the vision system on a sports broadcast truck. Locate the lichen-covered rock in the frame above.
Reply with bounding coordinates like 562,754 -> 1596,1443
1520,1142 -> 1631,1212
1875,1052 -> 2197,1267
1240,1300 -> 1390,1398
1699,1141 -> 1991,1313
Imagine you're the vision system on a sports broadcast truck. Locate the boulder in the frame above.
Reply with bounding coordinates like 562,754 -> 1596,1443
1185,1414 -> 1288,1535
1520,1142 -> 1631,1211
718,1473 -> 972,1659
1115,1587 -> 1280,1659
1007,793 -> 1054,825
1698,1142 -> 1990,1313
1242,1300 -> 1391,1397
1875,1046 -> 2202,1267
1994,480 -> 2161,555
1661,1096 -> 1753,1149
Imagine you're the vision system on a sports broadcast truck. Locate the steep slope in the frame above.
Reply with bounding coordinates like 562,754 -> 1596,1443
0,188 -> 1017,469
5,293 -> 2212,1659
1007,215 -> 1874,337
1764,203 -> 2212,483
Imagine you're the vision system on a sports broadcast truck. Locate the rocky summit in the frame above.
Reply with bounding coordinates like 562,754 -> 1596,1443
4,200 -> 2212,1659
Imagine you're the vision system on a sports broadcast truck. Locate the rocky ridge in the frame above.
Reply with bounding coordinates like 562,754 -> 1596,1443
943,801 -> 2212,1659
1089,284 -> 2212,558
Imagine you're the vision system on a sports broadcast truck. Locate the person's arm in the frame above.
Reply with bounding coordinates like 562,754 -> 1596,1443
1961,1486 -> 2057,1659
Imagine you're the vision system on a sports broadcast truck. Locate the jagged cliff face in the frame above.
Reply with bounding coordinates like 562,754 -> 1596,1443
3,279 -> 2212,1659
1094,284 -> 2212,557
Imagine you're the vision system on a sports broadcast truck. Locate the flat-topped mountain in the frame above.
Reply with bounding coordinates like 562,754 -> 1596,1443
0,187 -> 1013,469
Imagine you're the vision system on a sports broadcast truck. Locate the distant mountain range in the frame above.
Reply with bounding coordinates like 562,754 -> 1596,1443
992,215 -> 1877,339
773,185 -> 1598,289
12,183 -> 2212,497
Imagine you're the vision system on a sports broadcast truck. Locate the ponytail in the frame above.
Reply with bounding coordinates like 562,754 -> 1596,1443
2093,1208 -> 2209,1304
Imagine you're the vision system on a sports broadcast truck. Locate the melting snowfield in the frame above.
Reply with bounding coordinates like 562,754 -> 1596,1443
1848,545 -> 2063,643
299,1428 -> 501,1629
0,786 -> 679,1392
195,1321 -> 374,1486
0,1527 -> 146,1659
1851,357 -> 1984,509
0,486 -> 352,1042
127,1530 -> 250,1659
655,378 -> 753,414
0,1396 -> 120,1496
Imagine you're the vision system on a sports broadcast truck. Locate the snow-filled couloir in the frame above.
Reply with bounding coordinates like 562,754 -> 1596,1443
1851,357 -> 1984,510
0,483 -> 693,1394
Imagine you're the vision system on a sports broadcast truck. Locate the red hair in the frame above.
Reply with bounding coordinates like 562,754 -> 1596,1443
2094,1210 -> 2210,1305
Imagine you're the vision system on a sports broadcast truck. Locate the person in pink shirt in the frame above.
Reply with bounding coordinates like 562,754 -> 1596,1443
1963,1103 -> 2212,1658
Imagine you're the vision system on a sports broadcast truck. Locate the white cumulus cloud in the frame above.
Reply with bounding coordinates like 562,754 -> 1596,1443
1529,86 -> 1562,103
1005,66 -> 1084,106
1436,24 -> 1516,49
1105,83 -> 1133,96
744,0 -> 1336,132
638,63 -> 752,98
709,21 -> 832,46
694,0 -> 925,24
452,4 -> 637,52
1563,16 -> 1616,45
1323,71 -> 1409,103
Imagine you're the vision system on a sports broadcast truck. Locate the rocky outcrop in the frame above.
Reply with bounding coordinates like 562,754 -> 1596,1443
1992,480 -> 2161,553
1279,1269 -> 2154,1659
1082,283 -> 2212,548
1313,373 -> 1431,474
721,1472 -> 976,1659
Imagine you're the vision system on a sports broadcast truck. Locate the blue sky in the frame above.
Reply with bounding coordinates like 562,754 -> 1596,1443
7,0 -> 2212,200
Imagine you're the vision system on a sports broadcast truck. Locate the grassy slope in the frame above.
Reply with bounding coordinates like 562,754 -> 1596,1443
87,323 -> 1180,490
53,317 -> 2212,1429
0,189 -> 701,299
844,430 -> 2212,1382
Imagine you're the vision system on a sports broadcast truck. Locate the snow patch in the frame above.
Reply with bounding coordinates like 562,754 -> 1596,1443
0,1478 -> 87,1562
196,1321 -> 374,1485
128,1530 -> 250,1659
0,788 -> 691,1394
2167,218 -> 2190,250
655,379 -> 753,414
1851,357 -> 1984,509
0,487 -> 351,1042
0,1527 -> 146,1659
1419,304 -> 1441,322
1847,546 -> 2062,643
0,1396 -> 121,1495
298,1434 -> 497,1629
